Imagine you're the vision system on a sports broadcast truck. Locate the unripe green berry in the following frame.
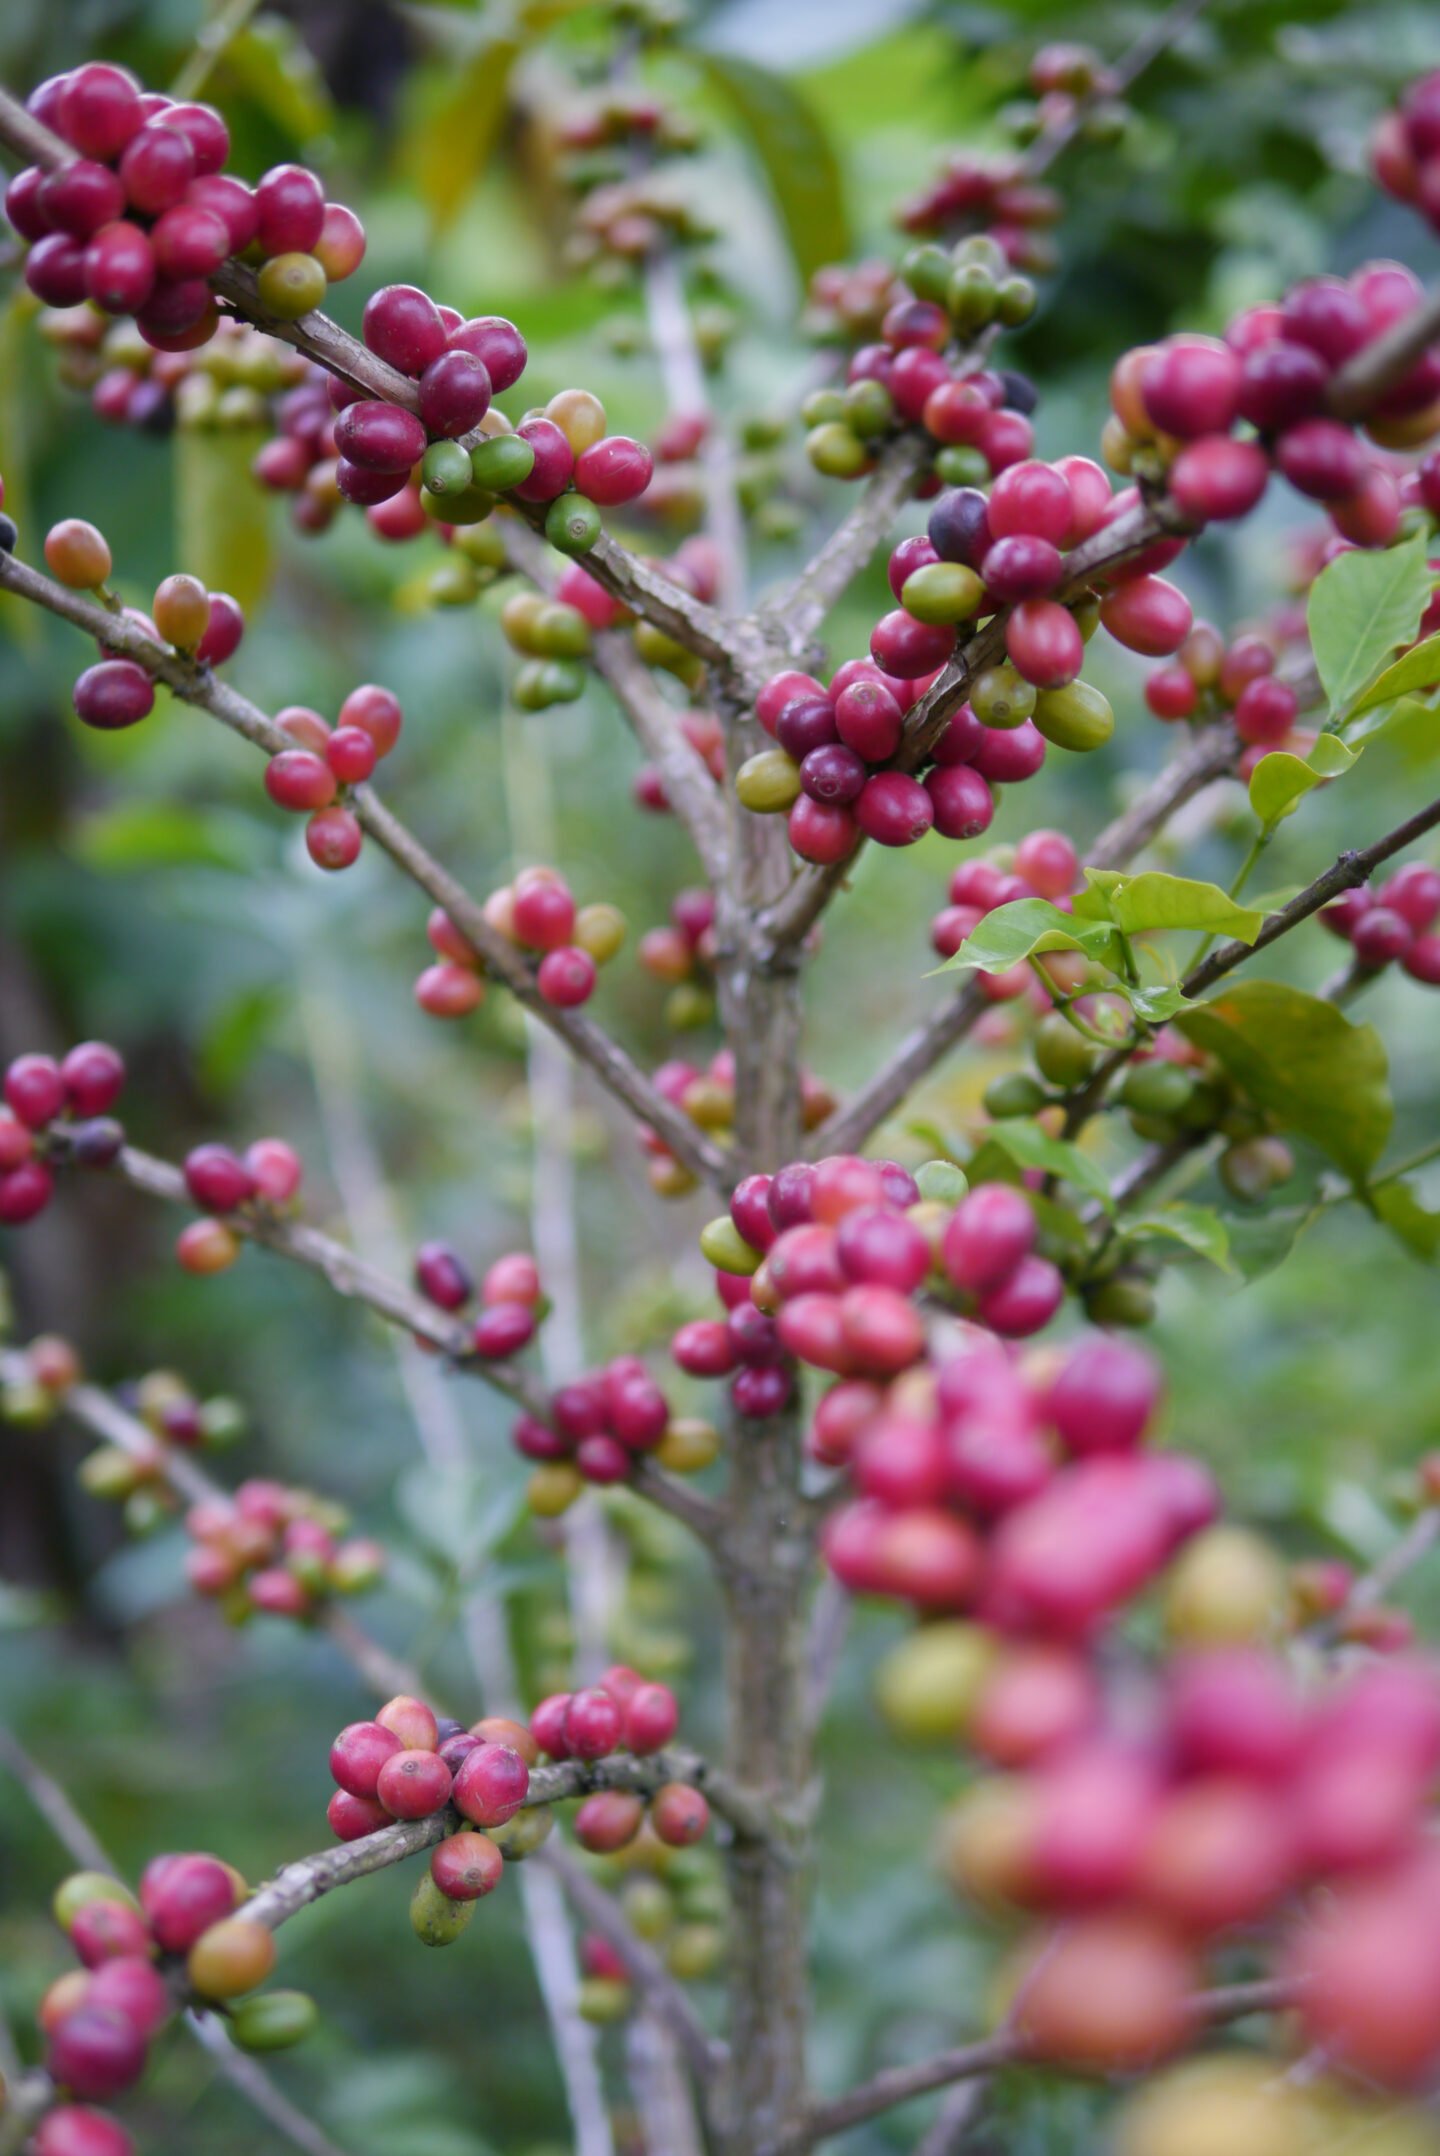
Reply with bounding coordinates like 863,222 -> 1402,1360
901,244 -> 954,303
545,493 -> 603,556
735,747 -> 802,814
800,389 -> 846,428
699,1215 -> 762,1275
422,439 -> 474,496
901,561 -> 985,625
806,422 -> 868,479
410,1872 -> 475,1946
1119,1062 -> 1195,1117
429,560 -> 478,607
1086,1274 -> 1156,1327
1032,679 -> 1115,752
422,483 -> 495,525
470,434 -> 536,492
256,253 -> 327,320
915,1160 -> 968,1204
1033,1014 -> 1102,1090
996,276 -> 1038,326
842,378 -> 895,438
578,1976 -> 632,2024
983,1072 -> 1049,1120
230,1990 -> 318,2052
947,263 -> 997,331
935,445 -> 990,487
971,664 -> 1036,729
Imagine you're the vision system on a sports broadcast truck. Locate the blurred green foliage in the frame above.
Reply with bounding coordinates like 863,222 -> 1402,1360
1,2 -> 1440,2151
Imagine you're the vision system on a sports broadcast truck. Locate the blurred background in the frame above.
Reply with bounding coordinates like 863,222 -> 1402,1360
2,0 -> 1440,2149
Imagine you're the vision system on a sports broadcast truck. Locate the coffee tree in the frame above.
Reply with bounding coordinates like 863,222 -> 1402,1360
3,4 -> 1440,2154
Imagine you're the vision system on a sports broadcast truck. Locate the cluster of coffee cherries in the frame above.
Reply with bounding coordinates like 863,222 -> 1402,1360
1142,615 -> 1322,772
638,887 -> 717,1031
509,1353 -> 711,1516
181,1477 -> 384,1622
41,517 -> 245,735
39,305 -> 305,440
1373,70 -> 1440,237
0,1042 -> 127,1228
1321,859 -> 1440,986
9,65 -> 365,344
36,1854 -> 294,2150
637,1053 -> 836,1201
255,681 -> 404,873
930,827 -> 1078,987
414,1239 -> 547,1362
932,1628 -> 1440,2091
418,868 -> 625,1021
172,1134 -> 303,1276
574,1813 -> 727,2023
533,1670 -> 707,1854
800,265 -> 1038,488
1105,259 -> 1440,545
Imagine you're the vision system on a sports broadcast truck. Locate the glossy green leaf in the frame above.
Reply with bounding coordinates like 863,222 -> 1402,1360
935,897 -> 1125,977
176,427 -> 274,616
401,39 -> 521,233
1368,1178 -> 1440,1263
1076,868 -> 1264,942
1349,631 -> 1440,716
70,803 -> 262,874
974,1118 -> 1113,1211
199,984 -> 287,1096
1248,733 -> 1360,828
1128,982 -> 1188,1025
699,54 -> 851,283
1118,1204 -> 1233,1271
1221,1203 -> 1321,1281
213,22 -> 335,146
1309,530 -> 1433,721
1177,982 -> 1391,1181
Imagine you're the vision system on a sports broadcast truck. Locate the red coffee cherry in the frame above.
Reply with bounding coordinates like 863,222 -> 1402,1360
254,164 -> 325,256
564,1687 -> 623,1759
513,417 -> 576,503
85,1956 -> 168,2042
415,1241 -> 474,1310
575,435 -> 654,505
377,1694 -> 439,1750
46,2009 -> 148,2102
330,1719 -> 404,1800
1099,576 -> 1193,657
1005,599 -> 1083,687
1139,336 -> 1242,438
650,1782 -> 711,1847
314,202 -> 366,280
306,805 -> 363,870
58,64 -> 144,161
362,283 -> 448,376
1049,1335 -> 1161,1454
943,1184 -> 1035,1294
74,660 -> 155,731
1233,676 -> 1298,745
925,765 -> 994,840
856,771 -> 934,847
537,947 -> 597,1007
473,1300 -> 536,1358
376,1748 -> 453,1820
70,1901 -> 152,1969
448,314 -> 527,391
416,349 -> 491,437
196,593 -> 244,664
33,2108 -> 136,2156
988,459 -> 1074,543
327,1789 -> 390,1841
141,1852 -> 236,1953
870,608 -> 955,680
1275,418 -> 1366,501
164,100 -> 229,174
788,797 -> 859,864
5,1054 -> 66,1129
183,1143 -> 258,1212
26,234 -> 90,307
624,1683 -> 680,1755
430,1831 -> 503,1900
119,123 -> 196,216
1168,435 -> 1269,523
264,750 -> 337,812
453,1742 -> 530,1827
981,535 -> 1063,602
40,161 -> 126,241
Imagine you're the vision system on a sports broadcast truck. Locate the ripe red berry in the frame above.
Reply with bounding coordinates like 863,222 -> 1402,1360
6,1054 -> 65,1129
625,1683 -> 680,1754
376,1748 -> 453,1819
430,1831 -> 503,1900
835,679 -> 903,761
337,683 -> 402,756
265,749 -> 337,813
119,123 -> 195,216
46,2010 -> 147,2102
1275,418 -> 1366,502
306,806 -> 363,871
314,202 -> 366,281
335,400 -> 427,474
856,771 -> 934,847
574,1791 -> 645,1853
0,1160 -> 55,1222
85,1958 -> 168,2041
988,459 -> 1073,543
651,1782 -> 710,1847
870,608 -> 955,680
448,315 -> 527,392
1005,599 -> 1084,687
537,947 -> 597,1007
925,764 -> 994,840
330,1719 -> 404,1799
327,1789 -> 390,1841
416,349 -> 491,437
73,661 -> 155,731
142,1852 -> 235,1953
59,65 -> 144,161
574,435 -> 654,506
564,1688 -> 623,1759
196,593 -> 244,665
183,1143 -> 258,1212
254,164 -> 325,256
415,1241 -> 474,1310
943,1184 -> 1035,1295
33,2108 -> 136,2156
1099,577 -> 1193,658
70,1901 -> 152,1969
473,1301 -> 536,1358
982,534 -> 1063,602
40,161 -> 126,241
453,1741 -> 530,1827
1233,675 -> 1298,745
186,173 -> 257,252
1140,337 -> 1242,438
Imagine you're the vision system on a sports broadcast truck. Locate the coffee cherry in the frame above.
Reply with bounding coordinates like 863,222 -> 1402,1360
651,1783 -> 710,1847
327,1789 -> 390,1841
142,1852 -> 235,1953
336,400 -> 427,474
26,234 -> 90,307
574,436 -> 653,506
1275,417 -> 1366,501
856,772 -> 934,847
453,1742 -> 530,1828
925,765 -> 993,839
150,572 -> 208,653
982,535 -> 1063,602
46,2009 -> 147,2102
252,163 -> 325,257
59,64 -> 144,160
989,458 -> 1074,543
1099,577 -> 1193,657
6,1053 -> 66,1129
33,2110 -> 136,2156
69,1900 -> 151,1970
1012,1914 -> 1199,2071
537,947 -> 597,1007
330,1719 -> 404,1799
431,1831 -> 503,1900
970,664 -> 1036,729
470,434 -> 535,492
450,315 -> 527,392
1005,600 -> 1083,687
2,1160 -> 58,1222
306,806 -> 363,870
1168,435 -> 1268,523
376,1748 -> 453,1819
74,660 -> 155,731
120,124 -> 196,216
196,593 -> 244,665
45,519 -> 112,589
625,1683 -> 680,1754
410,1872 -> 475,1947
1032,679 -> 1114,752
870,608 -> 955,679
575,1792 -> 646,1853
187,1916 -> 276,1998
943,1184 -> 1035,1294
337,684 -> 402,757
545,494 -> 603,555
176,1218 -> 239,1275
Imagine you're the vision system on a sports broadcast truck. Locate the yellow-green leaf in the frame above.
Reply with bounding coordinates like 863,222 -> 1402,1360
976,1118 -> 1113,1211
1309,530 -> 1433,721
176,427 -> 274,615
401,39 -> 520,234
699,54 -> 850,284
1077,868 -> 1263,942
1248,734 -> 1360,828
1348,631 -> 1440,716
934,896 -> 1125,977
1176,982 -> 1391,1183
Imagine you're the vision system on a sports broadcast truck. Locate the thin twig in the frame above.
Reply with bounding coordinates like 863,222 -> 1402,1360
0,549 -> 731,1192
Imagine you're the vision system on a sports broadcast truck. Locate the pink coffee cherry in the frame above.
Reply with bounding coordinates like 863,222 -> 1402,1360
942,1184 -> 1036,1295
453,1741 -> 530,1827
330,1720 -> 403,1800
375,1748 -> 453,1820
183,1143 -> 257,1212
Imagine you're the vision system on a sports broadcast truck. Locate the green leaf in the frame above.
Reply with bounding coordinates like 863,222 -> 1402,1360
1349,631 -> 1440,716
1118,1203 -> 1233,1271
213,21 -> 335,146
400,39 -> 520,234
198,984 -> 286,1096
1368,1178 -> 1440,1264
1078,868 -> 1264,943
70,803 -> 262,873
1128,982 -> 1188,1025
1308,530 -> 1433,721
1247,734 -> 1360,828
176,427 -> 274,615
935,897 -> 1125,977
699,54 -> 851,284
0,292 -> 39,649
975,1118 -> 1114,1211
1176,982 -> 1392,1181
1222,1203 -> 1320,1281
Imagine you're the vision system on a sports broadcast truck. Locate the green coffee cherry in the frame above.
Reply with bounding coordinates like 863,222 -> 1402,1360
996,276 -> 1038,327
578,1977 -> 632,2024
489,1807 -> 554,1861
256,253 -> 326,320
452,520 -> 508,569
935,445 -> 990,487
429,560 -> 479,607
1031,1014 -> 1100,1089
915,1159 -> 968,1205
806,422 -> 868,479
1032,680 -> 1115,752
545,493 -> 603,556
699,1215 -> 762,1275
901,562 -> 985,626
1120,1061 -> 1195,1117
735,747 -> 802,814
843,378 -> 895,438
947,263 -> 997,332
230,1991 -> 319,2053
421,483 -> 495,526
901,244 -> 954,303
533,602 -> 591,658
800,389 -> 846,428
983,1072 -> 1049,1120
471,434 -> 536,491
410,1873 -> 475,1946
199,1396 -> 246,1448
422,439 -> 473,497
971,664 -> 1037,729
1087,1274 -> 1157,1328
